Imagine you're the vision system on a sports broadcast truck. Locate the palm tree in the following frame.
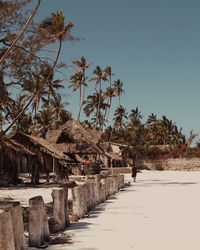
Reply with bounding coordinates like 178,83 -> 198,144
187,130 -> 198,148
34,106 -> 54,138
83,91 -> 109,129
52,96 -> 70,129
0,76 -> 13,131
69,71 -> 83,116
113,105 -> 128,132
103,86 -> 115,119
3,11 -> 77,135
113,79 -> 125,107
89,66 -> 108,129
71,57 -> 92,121
104,66 -> 115,121
129,107 -> 143,127
6,96 -> 32,134
146,113 -> 157,125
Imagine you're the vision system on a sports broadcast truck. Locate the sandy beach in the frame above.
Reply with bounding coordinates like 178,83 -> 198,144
37,170 -> 200,250
2,171 -> 200,250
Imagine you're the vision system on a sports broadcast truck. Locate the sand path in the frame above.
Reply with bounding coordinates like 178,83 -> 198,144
43,170 -> 200,250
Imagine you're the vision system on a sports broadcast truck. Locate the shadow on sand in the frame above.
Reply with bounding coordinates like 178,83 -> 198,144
138,180 -> 198,187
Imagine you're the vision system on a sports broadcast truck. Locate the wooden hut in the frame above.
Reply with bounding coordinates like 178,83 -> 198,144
11,133 -> 73,183
46,120 -> 105,174
100,142 -> 123,168
0,136 -> 35,186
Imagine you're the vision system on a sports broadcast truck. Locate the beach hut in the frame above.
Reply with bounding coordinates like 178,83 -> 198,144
11,132 -> 72,183
100,142 -> 123,168
0,136 -> 35,186
46,120 -> 105,174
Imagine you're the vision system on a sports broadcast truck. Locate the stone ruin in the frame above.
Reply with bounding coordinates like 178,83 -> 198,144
0,174 -> 125,249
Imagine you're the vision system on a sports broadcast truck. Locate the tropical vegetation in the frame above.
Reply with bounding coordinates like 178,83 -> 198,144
0,0 -> 199,159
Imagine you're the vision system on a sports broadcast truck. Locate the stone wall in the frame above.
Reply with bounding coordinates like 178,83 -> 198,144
136,158 -> 200,171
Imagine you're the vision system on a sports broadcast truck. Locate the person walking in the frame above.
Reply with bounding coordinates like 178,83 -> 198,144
132,164 -> 137,182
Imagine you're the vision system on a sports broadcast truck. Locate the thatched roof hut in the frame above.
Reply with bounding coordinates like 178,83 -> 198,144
11,132 -> 70,161
46,120 -> 103,155
11,133 -> 74,184
0,137 -> 36,186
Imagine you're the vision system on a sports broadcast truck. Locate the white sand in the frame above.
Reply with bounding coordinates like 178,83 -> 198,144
3,171 -> 199,249
44,170 -> 200,250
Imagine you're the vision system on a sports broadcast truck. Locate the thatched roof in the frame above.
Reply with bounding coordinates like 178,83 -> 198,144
104,151 -> 122,161
11,133 -> 70,160
0,138 -> 35,156
46,120 -> 103,154
53,142 -> 100,154
46,120 -> 101,145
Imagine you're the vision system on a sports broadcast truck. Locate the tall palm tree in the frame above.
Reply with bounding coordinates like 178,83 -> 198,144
104,66 -> 115,121
72,57 -> 92,121
113,79 -> 125,107
103,86 -> 115,119
69,71 -> 83,116
89,66 -> 108,129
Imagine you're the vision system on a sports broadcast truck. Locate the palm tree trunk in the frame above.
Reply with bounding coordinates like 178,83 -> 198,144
77,74 -> 86,122
0,0 -> 41,65
95,81 -> 101,129
2,39 -> 62,135
77,83 -> 82,121
105,75 -> 113,122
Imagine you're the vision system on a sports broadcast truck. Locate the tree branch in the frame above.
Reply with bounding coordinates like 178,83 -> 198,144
0,0 -> 41,65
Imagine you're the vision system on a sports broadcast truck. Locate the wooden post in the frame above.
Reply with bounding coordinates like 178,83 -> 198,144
51,188 -> 66,232
72,185 -> 86,219
64,188 -> 70,227
0,201 -> 27,250
29,196 -> 50,247
0,209 -> 15,250
10,202 -> 27,250
94,174 -> 101,204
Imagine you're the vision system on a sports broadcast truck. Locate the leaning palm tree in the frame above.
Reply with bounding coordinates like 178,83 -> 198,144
3,11 -> 78,135
89,66 -> 108,129
113,79 -> 125,107
72,57 -> 92,121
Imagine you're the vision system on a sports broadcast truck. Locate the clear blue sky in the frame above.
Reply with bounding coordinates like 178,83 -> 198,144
33,0 -> 200,141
